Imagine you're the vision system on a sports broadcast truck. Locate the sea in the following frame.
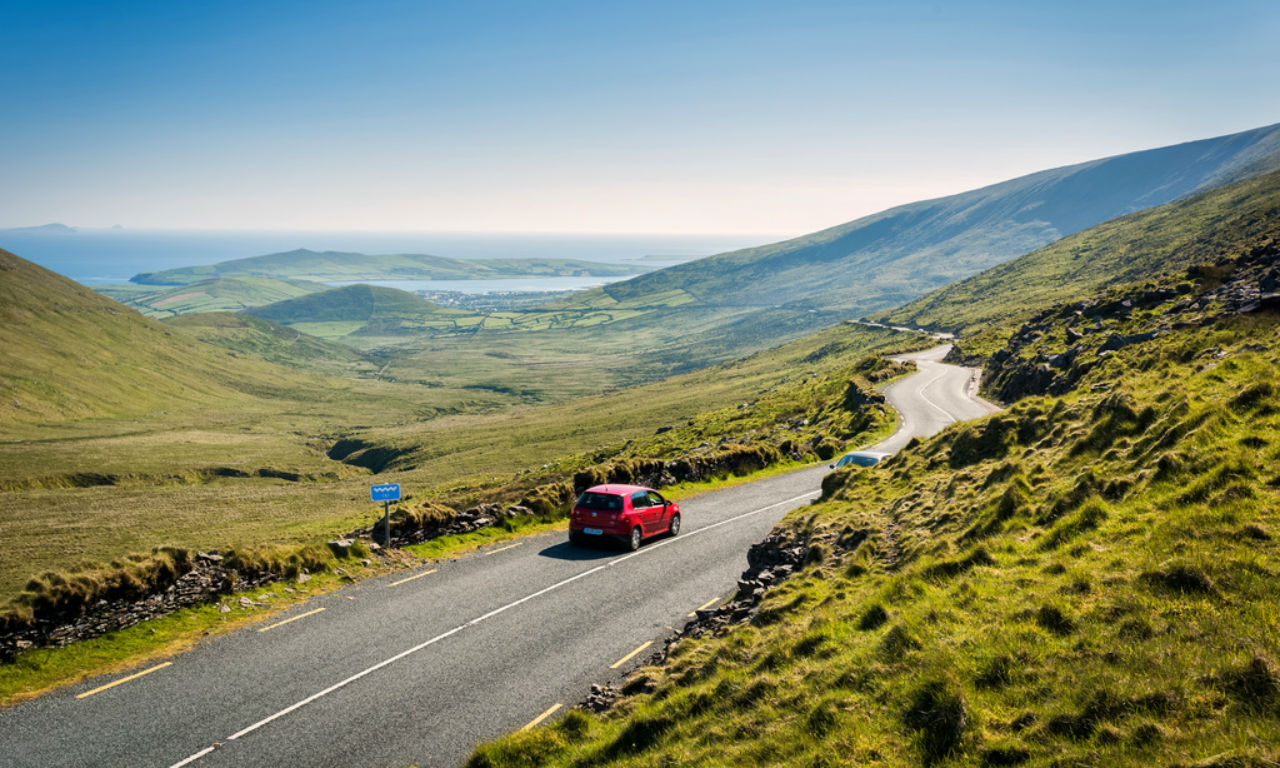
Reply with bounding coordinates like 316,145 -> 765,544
0,228 -> 781,294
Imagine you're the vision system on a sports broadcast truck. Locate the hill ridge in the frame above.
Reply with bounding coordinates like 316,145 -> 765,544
572,120 -> 1280,317
132,248 -> 644,285
247,282 -> 449,324
0,248 -> 323,426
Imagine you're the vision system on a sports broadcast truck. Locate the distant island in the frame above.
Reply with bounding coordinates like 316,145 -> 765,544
0,222 -> 78,234
130,247 -> 648,285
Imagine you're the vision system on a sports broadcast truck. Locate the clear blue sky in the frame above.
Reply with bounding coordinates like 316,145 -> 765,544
1,0 -> 1277,234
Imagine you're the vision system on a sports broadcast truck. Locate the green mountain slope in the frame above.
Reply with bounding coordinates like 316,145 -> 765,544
132,248 -> 643,285
248,283 -> 446,323
878,168 -> 1280,334
162,312 -> 376,375
94,276 -> 325,317
245,283 -> 477,337
562,122 -> 1280,318
453,122 -> 1280,390
471,147 -> 1280,767
0,248 -> 336,427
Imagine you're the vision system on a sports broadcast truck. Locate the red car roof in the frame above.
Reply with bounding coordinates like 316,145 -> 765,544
583,484 -> 653,495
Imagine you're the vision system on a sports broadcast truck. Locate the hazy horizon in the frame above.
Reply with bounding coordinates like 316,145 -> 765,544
0,227 -> 776,285
3,1 -> 1277,235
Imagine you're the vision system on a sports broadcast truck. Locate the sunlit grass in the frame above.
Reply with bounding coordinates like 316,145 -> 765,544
0,322 -> 917,596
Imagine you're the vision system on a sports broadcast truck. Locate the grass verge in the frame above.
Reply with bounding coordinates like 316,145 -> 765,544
0,565 -> 371,708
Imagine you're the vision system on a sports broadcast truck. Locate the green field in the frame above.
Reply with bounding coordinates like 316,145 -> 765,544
93,276 -> 325,318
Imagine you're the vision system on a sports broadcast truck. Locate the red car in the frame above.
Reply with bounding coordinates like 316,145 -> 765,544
568,484 -> 681,550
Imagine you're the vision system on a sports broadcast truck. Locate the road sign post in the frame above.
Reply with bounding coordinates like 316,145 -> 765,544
370,483 -> 401,546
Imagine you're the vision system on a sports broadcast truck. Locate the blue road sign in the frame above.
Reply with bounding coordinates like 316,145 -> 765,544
370,483 -> 401,502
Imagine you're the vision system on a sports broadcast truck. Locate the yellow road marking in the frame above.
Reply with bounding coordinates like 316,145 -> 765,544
77,662 -> 172,699
257,607 -> 326,633
687,597 -> 721,618
520,703 -> 563,731
610,640 -> 654,670
388,569 -> 437,587
484,543 -> 521,556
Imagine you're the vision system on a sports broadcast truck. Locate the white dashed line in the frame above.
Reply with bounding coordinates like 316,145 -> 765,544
167,489 -> 817,767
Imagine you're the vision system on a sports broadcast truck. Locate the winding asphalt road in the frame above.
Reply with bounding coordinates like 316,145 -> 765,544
0,345 -> 995,768
869,345 -> 1001,454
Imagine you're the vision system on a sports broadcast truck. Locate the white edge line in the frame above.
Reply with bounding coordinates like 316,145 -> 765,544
168,489 -> 817,767
169,747 -> 215,768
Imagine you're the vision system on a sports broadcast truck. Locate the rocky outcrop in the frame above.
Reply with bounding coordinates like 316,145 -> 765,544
973,237 -> 1279,403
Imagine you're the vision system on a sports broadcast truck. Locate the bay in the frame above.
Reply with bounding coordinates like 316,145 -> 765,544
0,228 -> 779,286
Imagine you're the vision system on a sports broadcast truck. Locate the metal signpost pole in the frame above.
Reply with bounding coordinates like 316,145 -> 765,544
370,483 -> 401,547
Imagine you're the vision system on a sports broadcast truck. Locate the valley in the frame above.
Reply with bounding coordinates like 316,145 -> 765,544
85,124 -> 1280,407
0,249 -> 916,596
1,123 -> 1279,768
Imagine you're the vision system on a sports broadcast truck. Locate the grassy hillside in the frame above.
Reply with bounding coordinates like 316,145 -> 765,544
105,125 -> 1280,410
94,276 -> 325,317
132,248 -> 643,285
249,283 -> 450,321
576,121 -> 1280,317
162,313 -> 377,376
878,168 -> 1280,335
478,319 -> 1280,767
246,283 -> 478,338
0,249 -> 337,427
0,282 -> 917,598
470,158 -> 1280,767
505,121 -> 1280,374
357,122 -> 1280,399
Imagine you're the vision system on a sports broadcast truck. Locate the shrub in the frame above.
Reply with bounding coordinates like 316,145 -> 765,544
814,436 -> 842,461
903,677 -> 971,763
922,547 -> 996,580
1220,656 -> 1280,712
949,418 -> 1015,468
1141,563 -> 1216,595
975,654 -> 1015,689
1230,381 -> 1275,412
858,603 -> 890,631
1035,604 -> 1075,635
603,712 -> 675,759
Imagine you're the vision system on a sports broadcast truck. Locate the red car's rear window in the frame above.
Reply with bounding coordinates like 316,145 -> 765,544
576,492 -> 624,511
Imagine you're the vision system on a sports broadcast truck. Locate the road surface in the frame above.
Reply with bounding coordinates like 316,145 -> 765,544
0,347 -> 995,768
867,344 -> 1000,454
